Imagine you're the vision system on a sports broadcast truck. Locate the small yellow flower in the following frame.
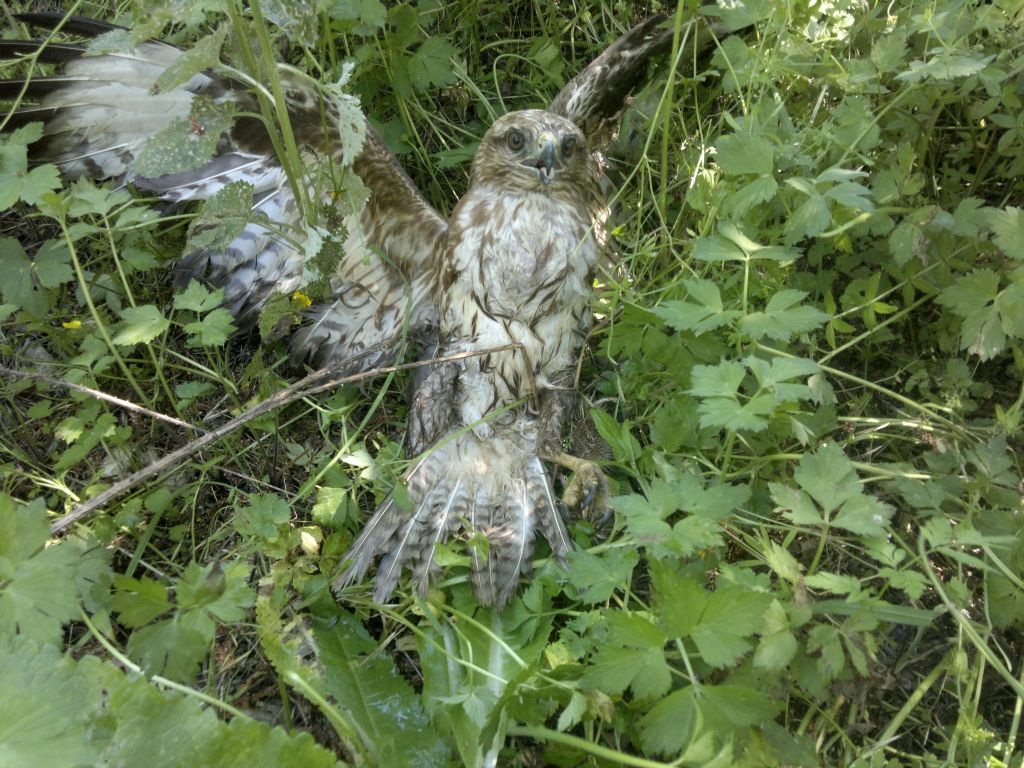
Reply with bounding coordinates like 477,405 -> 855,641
291,290 -> 312,309
62,320 -> 82,329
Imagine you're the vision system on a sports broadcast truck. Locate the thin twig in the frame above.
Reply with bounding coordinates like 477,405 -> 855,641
49,343 -> 520,534
0,364 -> 209,435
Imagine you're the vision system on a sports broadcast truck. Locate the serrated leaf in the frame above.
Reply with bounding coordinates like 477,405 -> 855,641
786,193 -> 831,239
155,26 -> 227,92
793,443 -> 860,514
716,133 -> 775,176
409,36 -> 458,91
329,0 -> 387,34
185,181 -> 254,253
740,289 -> 830,341
126,615 -> 209,681
565,549 -> 638,603
987,206 -> 1024,260
133,96 -> 235,178
184,308 -> 235,347
0,496 -> 80,645
33,241 -> 72,288
581,644 -> 671,700
754,600 -> 798,669
111,575 -> 171,627
638,687 -> 699,756
173,280 -> 224,313
112,305 -> 170,346
689,587 -> 771,668
235,493 -> 292,543
314,612 -> 450,766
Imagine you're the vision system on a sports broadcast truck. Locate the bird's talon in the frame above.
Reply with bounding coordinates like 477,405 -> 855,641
561,460 -> 608,521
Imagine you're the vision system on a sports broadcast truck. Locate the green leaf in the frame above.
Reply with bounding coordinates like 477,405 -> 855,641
638,687 -> 699,756
174,280 -> 224,313
689,587 -> 771,668
565,549 -> 638,603
408,36 -> 458,91
654,279 -> 741,334
184,308 -> 235,347
110,575 -> 171,627
33,241 -> 73,288
739,290 -> 830,341
0,638 -> 341,767
988,206 -> 1024,260
793,442 -> 860,514
126,615 -> 209,681
185,181 -> 254,253
715,133 -> 775,176
133,96 -> 235,178
155,25 -> 227,92
786,192 -> 831,239
754,600 -> 798,670
314,612 -> 450,767
235,493 -> 292,544
112,305 -> 170,346
0,237 -> 50,316
0,496 -> 80,645
582,644 -> 671,700
329,0 -> 387,34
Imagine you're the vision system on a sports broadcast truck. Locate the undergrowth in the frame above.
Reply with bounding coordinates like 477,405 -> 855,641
2,0 -> 1024,766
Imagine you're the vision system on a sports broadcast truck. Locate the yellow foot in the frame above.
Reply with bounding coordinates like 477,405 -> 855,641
546,451 -> 609,521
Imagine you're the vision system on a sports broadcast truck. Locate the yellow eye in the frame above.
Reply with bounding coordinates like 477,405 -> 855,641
507,130 -> 525,151
561,137 -> 578,158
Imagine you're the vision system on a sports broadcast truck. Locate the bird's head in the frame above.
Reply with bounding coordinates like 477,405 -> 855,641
470,109 -> 595,195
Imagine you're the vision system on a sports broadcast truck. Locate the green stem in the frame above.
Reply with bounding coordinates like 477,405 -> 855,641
509,726 -> 676,768
60,218 -> 150,405
80,612 -> 250,720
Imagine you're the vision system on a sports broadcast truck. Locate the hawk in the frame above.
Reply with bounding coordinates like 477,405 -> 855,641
1,12 -> 703,603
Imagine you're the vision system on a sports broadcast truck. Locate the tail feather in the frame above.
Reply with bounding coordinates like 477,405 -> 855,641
15,12 -> 126,37
333,427 -> 572,607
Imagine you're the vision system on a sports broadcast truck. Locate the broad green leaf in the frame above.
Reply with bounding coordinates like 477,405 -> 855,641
112,305 -> 170,346
0,237 -> 50,315
988,206 -> 1024,260
314,612 -> 450,767
638,687 -> 699,756
0,496 -> 80,644
174,280 -> 224,313
126,616 -> 209,681
786,193 -> 831,239
110,575 -> 171,627
184,308 -> 235,347
689,587 -> 771,668
155,26 -> 227,92
897,52 -> 995,82
329,0 -> 387,34
739,290 -> 830,341
133,96 -> 235,178
715,133 -> 775,176
235,493 -> 293,543
654,279 -> 741,334
409,36 -> 458,91
581,644 -> 671,700
754,600 -> 798,670
185,181 -> 254,253
0,638 -> 341,767
565,548 -> 638,603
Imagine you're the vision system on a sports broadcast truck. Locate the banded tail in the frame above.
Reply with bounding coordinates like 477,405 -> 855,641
335,425 -> 572,607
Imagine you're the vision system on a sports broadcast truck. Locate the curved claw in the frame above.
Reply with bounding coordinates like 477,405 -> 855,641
546,451 -> 609,521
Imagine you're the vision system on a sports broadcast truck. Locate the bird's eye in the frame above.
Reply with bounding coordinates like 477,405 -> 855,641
561,137 -> 578,158
506,130 -> 525,151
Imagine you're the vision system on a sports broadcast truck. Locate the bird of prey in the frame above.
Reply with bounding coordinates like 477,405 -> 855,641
0,12 -> 703,604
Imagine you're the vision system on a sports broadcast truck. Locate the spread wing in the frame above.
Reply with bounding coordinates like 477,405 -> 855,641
1,12 -> 704,375
1,12 -> 446,373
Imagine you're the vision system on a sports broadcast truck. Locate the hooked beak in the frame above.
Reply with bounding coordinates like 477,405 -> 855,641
523,132 -> 558,184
